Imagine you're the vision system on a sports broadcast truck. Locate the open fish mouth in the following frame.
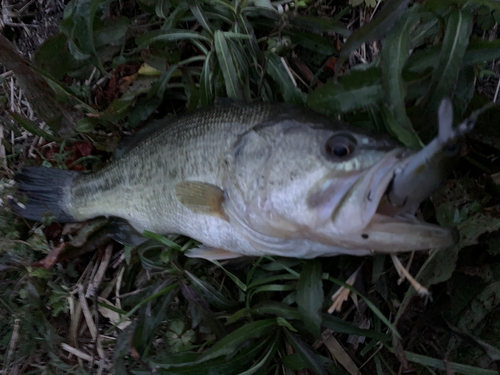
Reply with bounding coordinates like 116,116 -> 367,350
348,156 -> 459,252
318,146 -> 458,253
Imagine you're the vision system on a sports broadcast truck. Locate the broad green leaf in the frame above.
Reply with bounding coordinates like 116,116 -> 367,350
424,9 -> 473,120
249,0 -> 275,11
337,0 -> 411,74
9,112 -> 60,142
71,0 -> 104,71
214,30 -> 245,100
463,39 -> 500,66
405,44 -> 441,73
453,66 -> 475,117
94,16 -> 131,48
284,329 -> 328,375
380,105 -> 423,148
136,29 -> 211,46
35,34 -> 82,80
75,117 -> 98,133
381,7 -> 423,149
307,68 -> 384,116
409,14 -> 439,49
296,260 -> 323,337
93,95 -> 134,122
197,319 -> 277,362
266,53 -> 304,105
448,281 -> 500,351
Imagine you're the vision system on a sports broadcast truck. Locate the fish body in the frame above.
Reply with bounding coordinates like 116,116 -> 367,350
15,101 -> 459,259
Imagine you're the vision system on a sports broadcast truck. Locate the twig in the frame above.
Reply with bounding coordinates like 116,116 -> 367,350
493,76 -> 500,103
390,254 -> 431,300
3,318 -> 20,372
86,244 -> 113,297
77,284 -> 105,359
60,343 -> 93,363
328,266 -> 362,313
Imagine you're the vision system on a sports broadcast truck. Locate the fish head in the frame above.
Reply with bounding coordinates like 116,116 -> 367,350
224,117 -> 455,255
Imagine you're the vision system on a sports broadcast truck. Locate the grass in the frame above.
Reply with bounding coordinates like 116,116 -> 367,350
1,0 -> 500,374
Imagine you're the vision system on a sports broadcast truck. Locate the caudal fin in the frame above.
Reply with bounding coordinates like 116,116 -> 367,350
13,166 -> 79,222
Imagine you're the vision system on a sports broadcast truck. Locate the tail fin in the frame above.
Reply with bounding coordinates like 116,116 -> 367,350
13,167 -> 79,222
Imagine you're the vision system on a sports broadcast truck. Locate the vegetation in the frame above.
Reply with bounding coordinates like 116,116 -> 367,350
1,0 -> 500,373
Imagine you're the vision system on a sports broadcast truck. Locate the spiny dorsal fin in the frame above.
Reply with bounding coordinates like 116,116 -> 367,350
175,181 -> 227,220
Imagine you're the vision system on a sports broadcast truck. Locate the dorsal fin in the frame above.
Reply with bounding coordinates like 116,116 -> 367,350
115,115 -> 176,158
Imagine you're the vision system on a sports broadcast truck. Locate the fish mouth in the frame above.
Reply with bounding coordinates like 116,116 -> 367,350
319,149 -> 457,252
363,155 -> 457,252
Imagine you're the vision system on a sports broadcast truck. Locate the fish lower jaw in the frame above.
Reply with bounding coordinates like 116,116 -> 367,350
360,214 -> 457,253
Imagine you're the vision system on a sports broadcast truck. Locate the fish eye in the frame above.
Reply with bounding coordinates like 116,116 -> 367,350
325,134 -> 357,159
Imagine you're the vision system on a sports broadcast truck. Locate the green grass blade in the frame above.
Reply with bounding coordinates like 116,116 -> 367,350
307,68 -> 384,116
214,30 -> 245,100
284,329 -> 328,375
9,112 -> 60,142
187,0 -> 214,37
296,260 -> 323,337
71,0 -> 104,72
142,230 -> 182,250
208,259 -> 247,291
136,29 -> 211,46
266,53 -> 304,105
328,276 -> 401,339
425,9 -> 473,118
387,349 -> 498,375
322,314 -> 391,343
236,336 -> 279,375
185,270 -> 238,309
198,319 -> 277,362
381,7 -> 423,148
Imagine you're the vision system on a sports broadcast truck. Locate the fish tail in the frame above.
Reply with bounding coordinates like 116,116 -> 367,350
13,166 -> 79,222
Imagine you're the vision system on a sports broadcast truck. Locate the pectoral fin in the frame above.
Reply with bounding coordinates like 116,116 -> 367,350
185,246 -> 243,260
175,181 -> 227,220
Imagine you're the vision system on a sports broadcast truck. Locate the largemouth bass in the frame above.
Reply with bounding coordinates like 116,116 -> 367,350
14,101 -> 461,259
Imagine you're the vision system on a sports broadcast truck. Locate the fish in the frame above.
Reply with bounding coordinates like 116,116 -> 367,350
13,100 -> 465,260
